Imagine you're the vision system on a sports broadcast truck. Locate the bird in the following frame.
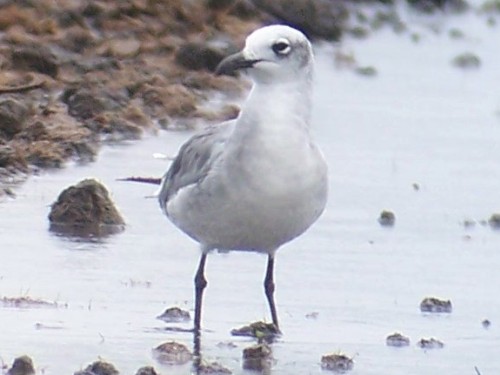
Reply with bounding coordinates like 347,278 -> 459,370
158,24 -> 328,333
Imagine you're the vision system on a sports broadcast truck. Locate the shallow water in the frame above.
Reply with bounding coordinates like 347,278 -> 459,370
2,7 -> 500,375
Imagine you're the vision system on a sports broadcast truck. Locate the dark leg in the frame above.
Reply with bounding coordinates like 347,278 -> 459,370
264,253 -> 280,331
194,253 -> 208,333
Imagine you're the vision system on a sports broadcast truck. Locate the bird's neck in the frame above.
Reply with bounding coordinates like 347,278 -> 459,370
237,76 -> 313,137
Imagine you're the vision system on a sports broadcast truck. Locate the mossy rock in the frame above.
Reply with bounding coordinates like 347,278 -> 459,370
49,178 -> 124,237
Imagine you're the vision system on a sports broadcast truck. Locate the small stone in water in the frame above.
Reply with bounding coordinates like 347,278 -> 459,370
482,319 -> 491,329
378,210 -> 395,226
417,337 -> 444,349
198,361 -> 232,374
7,355 -> 35,375
488,213 -> 500,229
386,332 -> 410,347
321,353 -> 354,372
156,306 -> 191,323
135,366 -> 159,375
153,341 -> 192,365
420,297 -> 452,313
242,343 -> 272,372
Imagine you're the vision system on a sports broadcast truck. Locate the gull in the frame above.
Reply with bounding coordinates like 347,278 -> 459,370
158,25 -> 328,332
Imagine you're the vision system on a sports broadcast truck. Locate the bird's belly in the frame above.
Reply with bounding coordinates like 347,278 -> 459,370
166,170 -> 327,252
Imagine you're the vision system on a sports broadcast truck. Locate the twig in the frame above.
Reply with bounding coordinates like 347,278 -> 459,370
117,176 -> 162,185
475,366 -> 482,375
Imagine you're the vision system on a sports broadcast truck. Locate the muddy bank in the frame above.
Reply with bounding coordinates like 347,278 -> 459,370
0,0 -> 475,195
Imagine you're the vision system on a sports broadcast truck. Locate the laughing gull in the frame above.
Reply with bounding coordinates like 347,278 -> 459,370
159,25 -> 328,332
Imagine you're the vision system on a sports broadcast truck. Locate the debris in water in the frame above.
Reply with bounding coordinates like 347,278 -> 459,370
321,352 -> 354,372
420,297 -> 452,313
231,321 -> 280,341
153,341 -> 192,365
0,296 -> 61,309
386,332 -> 410,347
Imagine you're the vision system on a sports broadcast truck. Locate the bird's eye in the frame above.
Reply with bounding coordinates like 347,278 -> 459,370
272,40 -> 291,55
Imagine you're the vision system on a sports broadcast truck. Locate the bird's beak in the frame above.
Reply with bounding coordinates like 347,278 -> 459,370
215,52 -> 261,76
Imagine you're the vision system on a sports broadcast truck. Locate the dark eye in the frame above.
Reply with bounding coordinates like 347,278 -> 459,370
272,40 -> 291,55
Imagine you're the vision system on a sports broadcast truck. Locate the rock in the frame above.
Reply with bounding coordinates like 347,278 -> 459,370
386,332 -> 410,347
198,361 -> 232,374
134,366 -> 159,375
7,355 -> 35,375
11,45 -> 58,78
78,360 -> 119,375
488,213 -> 500,228
141,84 -> 198,118
420,297 -> 452,313
63,88 -> 107,120
355,66 -> 377,77
48,178 -> 125,237
206,0 -> 236,11
407,0 -> 469,13
107,39 -> 142,58
0,145 -> 17,168
175,43 -> 226,72
0,98 -> 29,139
320,353 -> 354,372
417,337 -> 444,349
250,0 -> 347,40
153,341 -> 193,365
88,112 -> 144,141
378,210 -> 395,226
231,321 -> 280,341
242,343 -> 272,372
156,306 -> 191,323
452,52 -> 481,69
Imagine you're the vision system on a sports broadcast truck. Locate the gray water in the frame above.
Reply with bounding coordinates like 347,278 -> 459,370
1,7 -> 500,375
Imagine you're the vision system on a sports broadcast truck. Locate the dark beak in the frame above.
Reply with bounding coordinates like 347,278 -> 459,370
215,52 -> 260,76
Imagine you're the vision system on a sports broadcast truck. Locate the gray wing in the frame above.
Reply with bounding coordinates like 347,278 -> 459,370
158,121 -> 234,213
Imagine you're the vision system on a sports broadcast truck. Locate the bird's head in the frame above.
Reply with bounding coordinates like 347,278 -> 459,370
216,25 -> 313,84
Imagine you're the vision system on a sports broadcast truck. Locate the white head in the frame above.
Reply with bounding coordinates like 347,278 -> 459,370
216,25 -> 314,85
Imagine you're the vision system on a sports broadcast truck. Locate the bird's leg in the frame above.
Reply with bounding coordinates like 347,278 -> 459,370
194,252 -> 208,333
264,253 -> 280,331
